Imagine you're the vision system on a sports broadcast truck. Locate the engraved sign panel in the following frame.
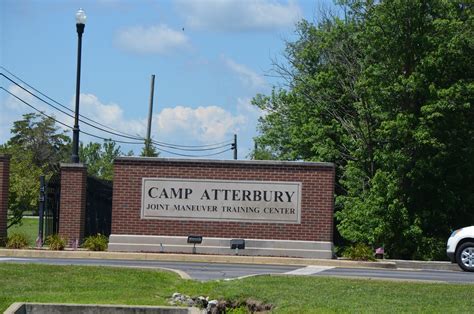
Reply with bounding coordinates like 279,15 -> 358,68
141,178 -> 302,224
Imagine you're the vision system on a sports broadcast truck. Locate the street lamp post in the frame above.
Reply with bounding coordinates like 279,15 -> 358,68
71,8 -> 86,163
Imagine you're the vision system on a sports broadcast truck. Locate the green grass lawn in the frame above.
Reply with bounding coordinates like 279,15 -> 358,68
0,263 -> 473,313
7,217 -> 39,246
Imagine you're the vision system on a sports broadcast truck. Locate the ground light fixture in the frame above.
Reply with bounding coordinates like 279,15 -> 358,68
230,239 -> 245,255
71,8 -> 86,163
187,235 -> 203,254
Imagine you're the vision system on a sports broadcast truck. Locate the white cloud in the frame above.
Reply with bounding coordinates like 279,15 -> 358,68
73,95 -> 248,150
4,84 -> 37,110
116,24 -> 189,54
61,93 -> 250,146
0,88 -> 252,157
222,56 -> 267,90
156,105 -> 246,143
0,87 -> 142,144
175,0 -> 302,32
78,94 -> 146,138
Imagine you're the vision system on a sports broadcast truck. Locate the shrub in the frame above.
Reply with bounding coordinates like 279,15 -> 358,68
6,233 -> 29,249
82,234 -> 108,251
343,243 -> 376,261
45,234 -> 67,250
333,245 -> 345,258
0,236 -> 7,247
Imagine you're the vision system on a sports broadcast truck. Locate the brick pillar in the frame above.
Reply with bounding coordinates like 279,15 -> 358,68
0,155 -> 11,244
59,163 -> 87,247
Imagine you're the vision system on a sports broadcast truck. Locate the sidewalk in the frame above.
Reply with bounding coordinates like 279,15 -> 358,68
0,248 -> 461,272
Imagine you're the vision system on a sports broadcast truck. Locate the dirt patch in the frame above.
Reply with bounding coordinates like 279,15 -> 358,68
208,298 -> 273,313
170,293 -> 273,313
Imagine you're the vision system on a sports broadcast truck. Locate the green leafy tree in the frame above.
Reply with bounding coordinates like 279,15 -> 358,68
140,139 -> 159,157
2,147 -> 42,228
8,113 -> 70,171
249,144 -> 277,160
0,113 -> 70,227
253,0 -> 474,259
79,141 -> 121,180
338,0 -> 474,259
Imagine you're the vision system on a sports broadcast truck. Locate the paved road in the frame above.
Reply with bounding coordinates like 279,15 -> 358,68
312,266 -> 474,284
1,257 -> 473,283
0,257 -> 300,281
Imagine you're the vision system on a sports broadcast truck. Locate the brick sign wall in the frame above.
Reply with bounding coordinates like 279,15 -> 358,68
0,155 -> 10,242
111,158 -> 334,243
59,164 -> 87,246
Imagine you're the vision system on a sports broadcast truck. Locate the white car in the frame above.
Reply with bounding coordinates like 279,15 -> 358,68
447,226 -> 474,272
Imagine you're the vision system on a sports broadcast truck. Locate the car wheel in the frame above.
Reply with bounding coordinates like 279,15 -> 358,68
456,242 -> 474,272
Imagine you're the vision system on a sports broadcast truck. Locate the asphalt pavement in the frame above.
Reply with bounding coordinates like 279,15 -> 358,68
0,257 -> 300,281
1,256 -> 473,284
315,267 -> 474,284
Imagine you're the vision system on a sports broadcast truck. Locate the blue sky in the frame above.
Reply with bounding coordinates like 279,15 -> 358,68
1,0 -> 335,159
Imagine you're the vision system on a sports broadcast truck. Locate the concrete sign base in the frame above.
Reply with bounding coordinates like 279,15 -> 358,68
5,303 -> 201,314
108,234 -> 333,259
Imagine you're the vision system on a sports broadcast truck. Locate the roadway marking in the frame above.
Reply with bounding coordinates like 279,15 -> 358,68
0,258 -> 34,261
284,266 -> 334,275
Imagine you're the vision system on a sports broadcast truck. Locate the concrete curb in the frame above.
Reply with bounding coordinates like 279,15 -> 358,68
390,259 -> 461,272
0,248 -> 396,269
5,302 -> 202,314
3,249 -> 461,271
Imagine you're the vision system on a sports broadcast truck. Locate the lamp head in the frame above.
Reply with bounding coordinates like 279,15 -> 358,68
76,8 -> 87,25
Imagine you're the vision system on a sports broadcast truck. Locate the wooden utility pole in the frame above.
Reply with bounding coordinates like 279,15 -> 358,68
233,134 -> 238,160
145,74 -> 155,154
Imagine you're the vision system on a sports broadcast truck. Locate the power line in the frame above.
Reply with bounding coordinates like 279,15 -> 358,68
0,87 -> 144,144
153,147 -> 233,158
152,138 -> 234,148
0,87 -> 233,158
0,68 -> 235,151
150,141 -> 232,151
0,67 -> 144,141
1,73 -> 144,141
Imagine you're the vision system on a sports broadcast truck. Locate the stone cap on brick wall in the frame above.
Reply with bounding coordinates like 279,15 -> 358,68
114,157 -> 334,168
60,163 -> 87,169
0,154 -> 11,161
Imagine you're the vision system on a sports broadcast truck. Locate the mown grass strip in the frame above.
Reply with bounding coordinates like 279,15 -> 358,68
0,263 -> 473,313
7,217 -> 39,246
